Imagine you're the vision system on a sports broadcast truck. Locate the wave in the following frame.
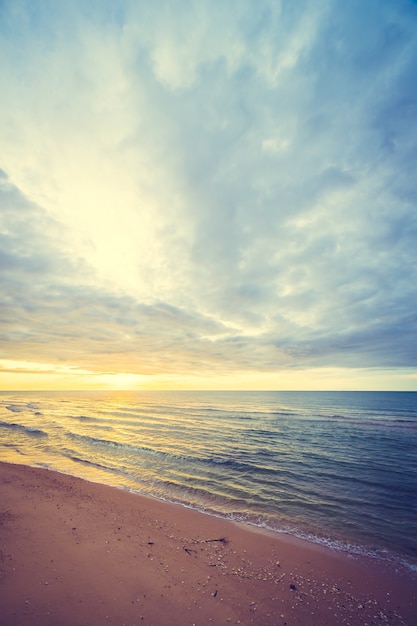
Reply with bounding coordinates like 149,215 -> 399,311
208,455 -> 279,476
5,404 -> 24,413
67,432 -> 170,458
68,432 -> 242,468
329,412 -> 417,425
68,454 -> 114,472
74,415 -> 97,422
66,431 -> 286,479
0,420 -> 48,437
5,402 -> 41,414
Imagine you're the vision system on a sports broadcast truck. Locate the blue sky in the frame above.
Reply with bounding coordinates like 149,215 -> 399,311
1,0 -> 417,390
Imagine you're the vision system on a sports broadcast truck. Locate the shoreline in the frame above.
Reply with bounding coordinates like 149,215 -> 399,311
5,452 -> 416,575
124,485 -> 417,576
1,461 -> 416,625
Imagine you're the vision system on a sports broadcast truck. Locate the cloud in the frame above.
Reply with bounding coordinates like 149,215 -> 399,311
1,0 -> 417,386
0,173 -> 229,372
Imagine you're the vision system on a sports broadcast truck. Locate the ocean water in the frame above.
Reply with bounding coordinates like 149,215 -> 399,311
1,390 -> 416,571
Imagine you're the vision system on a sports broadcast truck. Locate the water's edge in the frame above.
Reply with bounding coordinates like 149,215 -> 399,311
6,455 -> 417,577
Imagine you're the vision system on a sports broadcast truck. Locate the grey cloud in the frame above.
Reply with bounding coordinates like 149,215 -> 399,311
0,174 -> 241,373
1,1 -> 417,378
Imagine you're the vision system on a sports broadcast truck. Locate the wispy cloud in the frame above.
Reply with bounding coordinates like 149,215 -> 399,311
1,0 -> 417,388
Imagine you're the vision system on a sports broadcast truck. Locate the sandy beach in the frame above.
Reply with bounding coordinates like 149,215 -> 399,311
0,461 -> 415,625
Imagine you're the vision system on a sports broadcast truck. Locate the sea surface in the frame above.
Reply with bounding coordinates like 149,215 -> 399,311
1,390 -> 416,571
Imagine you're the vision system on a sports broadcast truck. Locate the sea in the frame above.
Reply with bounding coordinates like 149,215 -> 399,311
1,390 -> 416,572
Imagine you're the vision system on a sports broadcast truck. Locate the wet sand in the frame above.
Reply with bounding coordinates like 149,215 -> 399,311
0,461 -> 416,625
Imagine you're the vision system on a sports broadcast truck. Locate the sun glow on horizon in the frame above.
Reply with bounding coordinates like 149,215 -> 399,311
1,359 -> 416,392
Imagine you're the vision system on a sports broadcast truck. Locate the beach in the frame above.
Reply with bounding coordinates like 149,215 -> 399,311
0,461 -> 416,625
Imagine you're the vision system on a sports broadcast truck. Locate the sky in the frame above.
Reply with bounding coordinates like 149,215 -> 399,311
1,0 -> 417,391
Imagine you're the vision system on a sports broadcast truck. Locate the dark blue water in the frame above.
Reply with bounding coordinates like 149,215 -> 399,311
1,390 -> 416,571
